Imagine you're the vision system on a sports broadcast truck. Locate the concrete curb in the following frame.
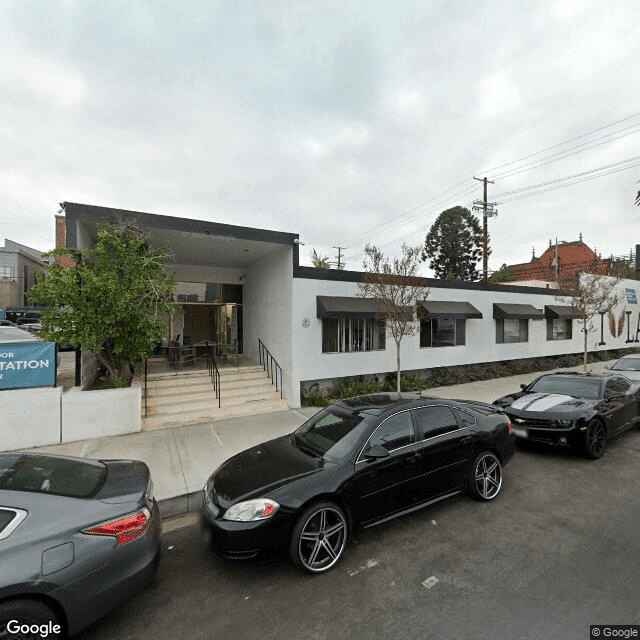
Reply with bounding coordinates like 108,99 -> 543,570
158,491 -> 203,519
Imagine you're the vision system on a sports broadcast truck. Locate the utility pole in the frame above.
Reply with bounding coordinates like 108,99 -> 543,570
333,246 -> 346,270
472,177 -> 497,284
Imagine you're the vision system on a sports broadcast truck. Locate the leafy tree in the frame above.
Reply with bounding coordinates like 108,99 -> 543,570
556,272 -> 621,371
422,206 -> 483,281
358,244 -> 429,393
491,263 -> 515,283
29,221 -> 178,383
310,248 -> 331,269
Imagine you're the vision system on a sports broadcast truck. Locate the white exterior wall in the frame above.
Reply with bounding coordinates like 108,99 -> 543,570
244,247 -> 294,401
170,264 -> 245,284
289,276 -> 640,407
0,386 -> 141,451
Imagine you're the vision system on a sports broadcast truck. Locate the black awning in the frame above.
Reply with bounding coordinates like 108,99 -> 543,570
545,305 -> 581,319
493,303 -> 544,319
316,296 -> 384,319
418,300 -> 483,319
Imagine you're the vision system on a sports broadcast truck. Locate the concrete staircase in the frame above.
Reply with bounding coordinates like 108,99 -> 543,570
142,364 -> 289,430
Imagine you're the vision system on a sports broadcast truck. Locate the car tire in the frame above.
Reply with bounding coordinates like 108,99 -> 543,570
583,419 -> 607,459
468,451 -> 503,501
289,501 -> 348,574
0,599 -> 63,639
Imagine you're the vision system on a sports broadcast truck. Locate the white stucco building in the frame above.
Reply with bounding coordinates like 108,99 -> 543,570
57,203 -> 639,408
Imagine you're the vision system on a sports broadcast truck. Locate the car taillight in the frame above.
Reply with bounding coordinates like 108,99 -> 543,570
83,508 -> 151,546
506,418 -> 513,433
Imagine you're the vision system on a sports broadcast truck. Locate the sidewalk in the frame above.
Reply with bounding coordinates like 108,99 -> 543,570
29,360 -> 610,518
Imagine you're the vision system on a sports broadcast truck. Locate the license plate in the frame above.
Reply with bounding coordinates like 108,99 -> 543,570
512,427 -> 528,438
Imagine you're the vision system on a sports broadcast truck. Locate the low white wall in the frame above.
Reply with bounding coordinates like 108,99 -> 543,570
0,386 -> 141,451
62,387 -> 141,442
0,387 -> 61,450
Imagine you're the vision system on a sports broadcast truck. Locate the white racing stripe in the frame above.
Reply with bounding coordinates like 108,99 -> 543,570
510,393 -> 574,412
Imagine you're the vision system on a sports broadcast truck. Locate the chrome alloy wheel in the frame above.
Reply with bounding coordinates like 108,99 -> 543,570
474,453 -> 502,500
297,506 -> 347,573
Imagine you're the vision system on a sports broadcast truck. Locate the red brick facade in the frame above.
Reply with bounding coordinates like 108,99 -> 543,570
496,239 -> 610,285
55,215 -> 76,267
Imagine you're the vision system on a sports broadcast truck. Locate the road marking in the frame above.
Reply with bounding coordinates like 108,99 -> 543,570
210,426 -> 223,446
422,576 -> 439,590
348,558 -> 379,576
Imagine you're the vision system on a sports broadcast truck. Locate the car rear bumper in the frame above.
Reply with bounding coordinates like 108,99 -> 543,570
53,500 -> 162,636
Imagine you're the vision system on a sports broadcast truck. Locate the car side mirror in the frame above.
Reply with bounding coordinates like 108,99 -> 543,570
520,384 -> 527,390
364,445 -> 390,459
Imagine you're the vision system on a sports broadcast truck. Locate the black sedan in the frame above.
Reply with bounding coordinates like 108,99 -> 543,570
0,453 -> 161,638
493,372 -> 640,459
201,393 -> 515,574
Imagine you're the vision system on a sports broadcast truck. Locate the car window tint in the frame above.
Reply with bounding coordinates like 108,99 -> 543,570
612,357 -> 640,371
0,509 -> 15,534
605,378 -> 631,397
0,454 -> 107,498
295,408 -> 369,461
413,406 -> 459,439
453,408 -> 476,427
369,411 -> 415,452
528,375 -> 600,400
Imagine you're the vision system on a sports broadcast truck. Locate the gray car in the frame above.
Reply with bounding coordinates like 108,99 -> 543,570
606,354 -> 640,381
0,453 -> 161,638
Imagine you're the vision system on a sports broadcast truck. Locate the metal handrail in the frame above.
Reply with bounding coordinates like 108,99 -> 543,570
205,340 -> 221,408
258,339 -> 283,399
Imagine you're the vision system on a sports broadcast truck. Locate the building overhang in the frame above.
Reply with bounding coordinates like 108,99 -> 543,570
60,202 -> 298,269
544,305 -> 582,319
316,296 -> 384,319
417,300 -> 483,319
493,303 -> 544,320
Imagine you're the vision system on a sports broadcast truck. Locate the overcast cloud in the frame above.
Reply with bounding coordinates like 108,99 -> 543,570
1,0 -> 639,274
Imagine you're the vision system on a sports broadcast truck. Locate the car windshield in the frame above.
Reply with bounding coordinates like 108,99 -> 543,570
294,407 -> 371,462
0,454 -> 107,498
611,357 -> 640,371
527,375 -> 601,400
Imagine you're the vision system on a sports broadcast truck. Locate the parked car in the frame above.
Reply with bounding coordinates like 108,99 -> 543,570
201,393 -> 515,574
606,354 -> 640,381
0,320 -> 16,327
493,372 -> 640,458
0,452 -> 161,638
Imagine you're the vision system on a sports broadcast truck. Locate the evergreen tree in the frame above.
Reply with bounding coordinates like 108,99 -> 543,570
422,206 -> 483,281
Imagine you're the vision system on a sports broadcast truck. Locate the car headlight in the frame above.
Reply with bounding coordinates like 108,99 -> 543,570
223,499 -> 280,522
555,419 -> 573,427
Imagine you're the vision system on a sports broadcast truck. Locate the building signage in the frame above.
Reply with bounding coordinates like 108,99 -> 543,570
0,342 -> 56,390
625,288 -> 637,304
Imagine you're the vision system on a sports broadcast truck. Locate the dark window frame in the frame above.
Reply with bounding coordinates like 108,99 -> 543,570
321,317 -> 386,353
420,317 -> 466,348
496,318 -> 529,344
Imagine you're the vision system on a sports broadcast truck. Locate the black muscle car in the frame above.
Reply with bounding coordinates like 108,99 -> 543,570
493,372 -> 640,458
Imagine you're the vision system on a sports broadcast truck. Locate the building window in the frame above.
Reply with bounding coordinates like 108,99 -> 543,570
547,318 -> 572,341
496,318 -> 529,343
322,317 -> 386,353
420,318 -> 466,347
0,267 -> 14,280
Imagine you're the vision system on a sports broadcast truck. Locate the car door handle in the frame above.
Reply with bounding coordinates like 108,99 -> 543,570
460,436 -> 472,444
407,453 -> 422,463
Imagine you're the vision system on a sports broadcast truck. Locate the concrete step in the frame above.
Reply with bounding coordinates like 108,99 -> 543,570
145,377 -> 280,400
145,383 -> 282,409
145,370 -> 271,389
145,365 -> 266,382
142,397 -> 290,430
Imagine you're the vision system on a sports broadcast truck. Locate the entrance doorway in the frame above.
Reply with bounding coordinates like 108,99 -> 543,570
182,304 -> 243,355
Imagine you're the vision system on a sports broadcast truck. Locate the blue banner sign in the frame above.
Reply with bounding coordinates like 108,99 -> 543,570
625,288 -> 637,304
0,342 -> 56,390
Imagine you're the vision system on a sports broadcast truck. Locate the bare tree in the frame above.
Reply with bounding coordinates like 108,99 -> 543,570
557,272 -> 622,371
358,244 -> 429,393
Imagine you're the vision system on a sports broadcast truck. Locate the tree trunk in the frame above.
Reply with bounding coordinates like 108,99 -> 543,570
583,321 -> 588,371
396,340 -> 401,395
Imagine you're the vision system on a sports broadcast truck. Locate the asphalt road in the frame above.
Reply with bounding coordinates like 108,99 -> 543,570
78,430 -> 640,640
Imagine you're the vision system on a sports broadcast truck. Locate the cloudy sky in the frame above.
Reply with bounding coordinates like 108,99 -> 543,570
1,0 -> 639,275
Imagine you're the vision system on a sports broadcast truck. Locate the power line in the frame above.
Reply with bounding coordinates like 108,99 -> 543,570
488,124 -> 640,181
479,110 -> 640,175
